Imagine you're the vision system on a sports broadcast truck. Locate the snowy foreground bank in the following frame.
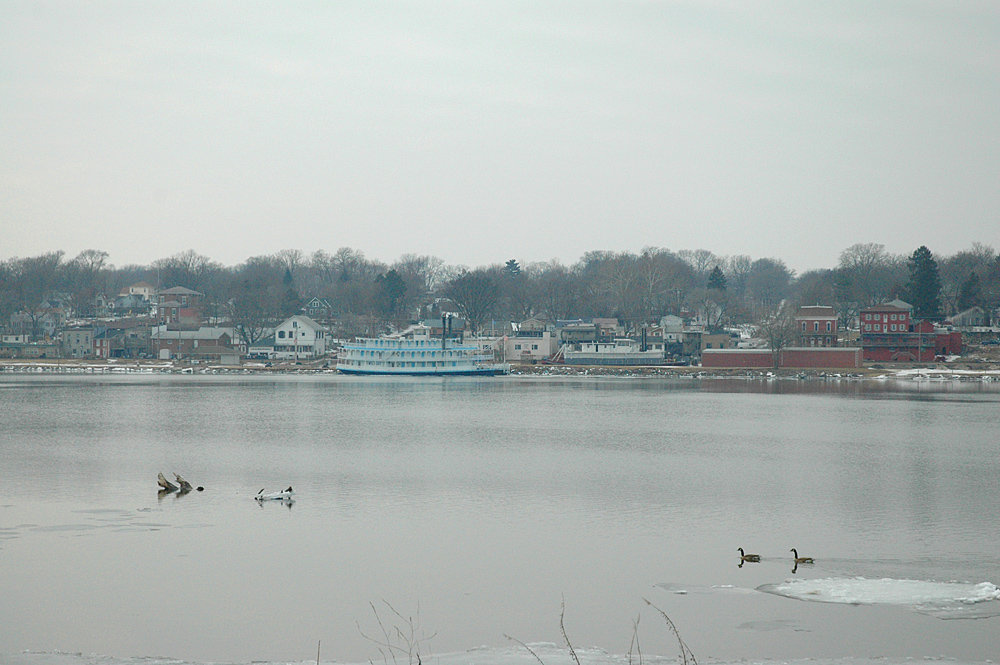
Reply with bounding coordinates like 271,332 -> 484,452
3,646 -> 995,665
7,578 -> 999,665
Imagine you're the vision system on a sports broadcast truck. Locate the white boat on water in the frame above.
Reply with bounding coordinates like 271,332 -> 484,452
337,331 -> 507,376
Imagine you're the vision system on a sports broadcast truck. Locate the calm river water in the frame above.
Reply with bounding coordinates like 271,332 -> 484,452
1,373 -> 998,664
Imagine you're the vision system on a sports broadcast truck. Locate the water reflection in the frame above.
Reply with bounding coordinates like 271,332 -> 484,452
1,374 -> 999,663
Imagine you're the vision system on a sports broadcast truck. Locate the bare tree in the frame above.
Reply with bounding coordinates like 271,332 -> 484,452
746,258 -> 794,320
63,249 -> 111,317
444,267 -> 500,333
392,254 -> 446,316
757,302 -> 799,369
938,243 -> 996,315
725,255 -> 753,297
393,254 -> 446,293
793,269 -> 835,307
527,260 -> 580,321
836,243 -> 903,308
578,251 -> 642,320
7,252 -> 65,339
152,250 -> 223,301
678,248 -> 717,281
635,248 -> 695,322
226,256 -> 288,346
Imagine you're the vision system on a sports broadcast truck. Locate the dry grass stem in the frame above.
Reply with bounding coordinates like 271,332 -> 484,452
559,596 -> 581,665
627,613 -> 642,665
503,634 -> 546,665
642,598 -> 697,665
358,599 -> 435,665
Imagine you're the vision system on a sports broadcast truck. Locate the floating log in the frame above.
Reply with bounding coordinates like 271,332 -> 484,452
174,473 -> 194,493
157,472 -> 178,492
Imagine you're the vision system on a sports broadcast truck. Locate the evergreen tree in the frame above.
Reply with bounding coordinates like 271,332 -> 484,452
956,271 -> 982,312
374,269 -> 407,318
707,265 -> 727,291
280,266 -> 301,316
703,265 -> 729,331
503,259 -> 521,278
906,245 -> 943,320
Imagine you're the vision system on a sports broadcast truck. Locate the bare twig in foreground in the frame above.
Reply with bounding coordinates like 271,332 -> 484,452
357,599 -> 435,665
642,598 -> 697,665
508,598 -> 694,665
504,634 -> 546,665
559,596 -> 581,665
627,613 -> 642,665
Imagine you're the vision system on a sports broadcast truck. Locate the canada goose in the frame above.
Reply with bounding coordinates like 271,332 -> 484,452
738,547 -> 761,562
790,548 -> 814,564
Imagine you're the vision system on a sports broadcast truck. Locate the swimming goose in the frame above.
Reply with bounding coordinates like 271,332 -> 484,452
790,548 -> 814,564
738,547 -> 761,562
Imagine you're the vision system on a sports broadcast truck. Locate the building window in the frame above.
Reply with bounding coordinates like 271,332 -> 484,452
278,331 -> 285,338
813,322 -> 819,332
826,322 -> 832,332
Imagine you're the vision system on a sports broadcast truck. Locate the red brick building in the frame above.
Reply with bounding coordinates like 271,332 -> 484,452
796,306 -> 838,347
702,347 -> 862,369
151,326 -> 235,359
861,303 -> 912,335
860,303 -> 962,362
156,286 -> 205,329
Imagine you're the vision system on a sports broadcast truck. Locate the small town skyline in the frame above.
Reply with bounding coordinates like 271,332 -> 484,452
2,239 -> 995,371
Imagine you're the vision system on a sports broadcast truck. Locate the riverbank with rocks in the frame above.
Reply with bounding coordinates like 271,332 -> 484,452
3,356 -> 1000,382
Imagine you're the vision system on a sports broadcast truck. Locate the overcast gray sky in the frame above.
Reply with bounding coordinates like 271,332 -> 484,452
2,1 -> 998,274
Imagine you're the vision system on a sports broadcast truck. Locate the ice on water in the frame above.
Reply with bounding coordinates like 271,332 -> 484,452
757,577 -> 1000,618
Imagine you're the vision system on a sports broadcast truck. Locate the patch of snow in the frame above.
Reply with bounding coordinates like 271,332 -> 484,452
894,367 -> 1000,377
758,577 -> 1000,618
2,648 -> 996,665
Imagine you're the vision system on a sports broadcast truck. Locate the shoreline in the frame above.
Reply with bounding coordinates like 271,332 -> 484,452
2,357 -> 999,382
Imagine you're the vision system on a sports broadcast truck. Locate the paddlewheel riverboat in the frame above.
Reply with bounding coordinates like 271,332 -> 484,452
337,335 -> 507,376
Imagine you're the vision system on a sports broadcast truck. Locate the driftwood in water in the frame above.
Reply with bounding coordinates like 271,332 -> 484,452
174,474 -> 194,493
158,472 -> 203,494
157,472 -> 178,492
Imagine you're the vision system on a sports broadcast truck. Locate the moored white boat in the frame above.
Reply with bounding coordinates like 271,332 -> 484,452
563,339 -> 669,366
337,334 -> 507,376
